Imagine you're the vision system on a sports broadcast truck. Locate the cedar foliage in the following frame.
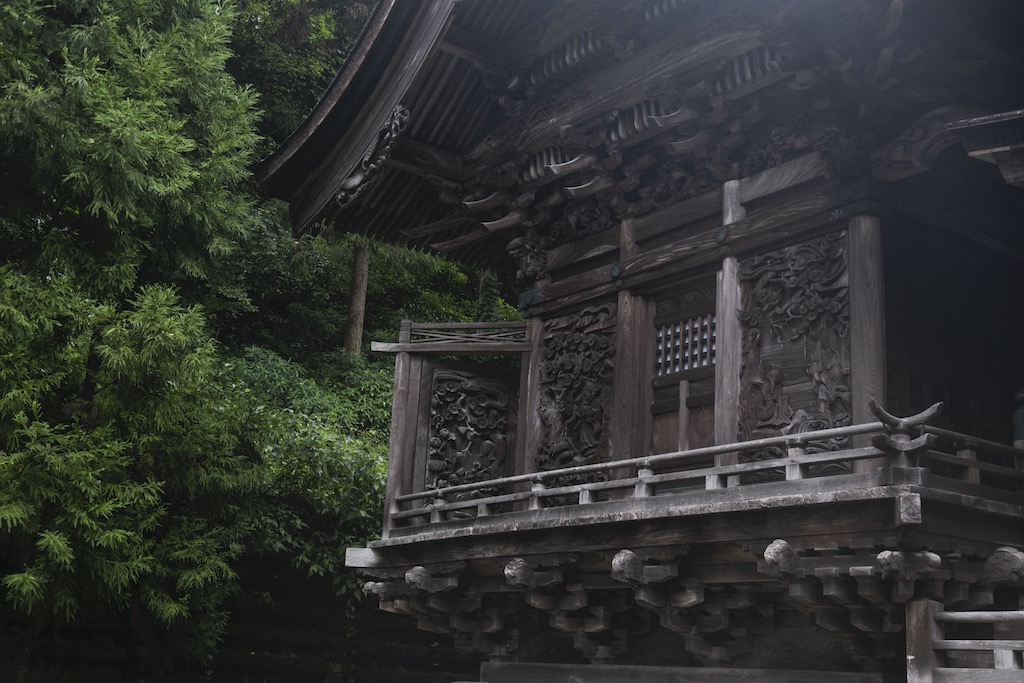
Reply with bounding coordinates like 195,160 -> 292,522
0,0 -> 510,674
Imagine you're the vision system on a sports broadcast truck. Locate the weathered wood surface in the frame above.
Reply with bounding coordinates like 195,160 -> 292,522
468,29 -> 765,162
934,671 -> 1024,683
372,341 -> 530,354
611,290 -> 644,461
371,321 -> 532,354
515,317 -> 544,479
382,344 -> 412,538
848,215 -> 886,467
714,257 -> 741,449
738,151 -> 830,206
632,187 -> 722,244
349,492 -> 901,567
906,599 -> 944,683
908,600 -> 1024,683
530,192 -> 834,315
480,662 -> 882,683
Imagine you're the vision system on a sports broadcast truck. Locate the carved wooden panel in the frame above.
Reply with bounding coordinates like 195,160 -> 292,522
426,368 -> 515,515
536,304 -> 616,499
738,231 -> 851,480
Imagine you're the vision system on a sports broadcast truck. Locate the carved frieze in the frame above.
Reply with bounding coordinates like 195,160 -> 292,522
738,232 -> 851,477
537,304 -> 617,480
426,370 -> 512,515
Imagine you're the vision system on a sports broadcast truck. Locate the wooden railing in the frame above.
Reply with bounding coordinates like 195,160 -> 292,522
371,320 -> 531,355
385,404 -> 1024,534
907,599 -> 1024,682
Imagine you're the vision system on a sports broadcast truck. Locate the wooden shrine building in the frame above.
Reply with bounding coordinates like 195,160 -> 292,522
257,1 -> 1024,680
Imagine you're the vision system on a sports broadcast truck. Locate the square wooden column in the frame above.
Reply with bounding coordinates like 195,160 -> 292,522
848,214 -> 887,469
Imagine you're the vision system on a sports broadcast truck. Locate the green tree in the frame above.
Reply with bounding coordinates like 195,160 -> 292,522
0,0 -> 265,666
229,0 -> 375,146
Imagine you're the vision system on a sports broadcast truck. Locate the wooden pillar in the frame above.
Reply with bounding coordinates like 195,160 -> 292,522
715,181 -> 744,451
609,217 -> 649,461
516,317 -> 545,477
714,257 -> 741,448
848,215 -> 887,470
611,289 -> 647,460
905,599 -> 942,683
382,324 -> 413,538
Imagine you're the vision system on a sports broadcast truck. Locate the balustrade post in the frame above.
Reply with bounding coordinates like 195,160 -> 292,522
429,492 -> 444,525
530,476 -> 546,511
785,439 -> 805,481
956,446 -> 980,484
634,465 -> 654,498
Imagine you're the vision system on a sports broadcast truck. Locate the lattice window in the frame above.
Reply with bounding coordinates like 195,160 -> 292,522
654,313 -> 716,377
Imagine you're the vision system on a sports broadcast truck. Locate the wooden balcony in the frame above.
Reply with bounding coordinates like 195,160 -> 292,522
352,321 -> 1023,677
349,394 -> 1023,565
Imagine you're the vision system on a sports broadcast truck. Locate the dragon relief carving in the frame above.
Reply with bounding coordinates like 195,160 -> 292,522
536,304 -> 616,503
426,370 -> 511,517
336,104 -> 409,210
738,232 -> 851,480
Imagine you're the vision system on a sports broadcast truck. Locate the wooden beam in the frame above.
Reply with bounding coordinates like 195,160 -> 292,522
437,24 -> 513,69
399,213 -> 473,238
531,192 -> 833,312
387,137 -> 465,180
468,29 -> 764,162
481,663 -> 883,682
430,228 -> 489,251
370,341 -> 530,355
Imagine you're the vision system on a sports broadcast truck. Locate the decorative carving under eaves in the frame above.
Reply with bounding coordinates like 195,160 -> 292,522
632,155 -> 720,215
537,304 -> 617,490
507,231 -> 548,286
336,104 -> 409,210
524,29 -> 610,90
742,114 -> 869,178
547,199 -> 615,248
708,46 -> 783,100
738,232 -> 851,479
872,105 -> 990,181
426,370 -> 511,515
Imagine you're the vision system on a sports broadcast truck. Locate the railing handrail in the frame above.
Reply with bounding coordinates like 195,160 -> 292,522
397,420 -> 886,504
935,610 -> 1024,623
408,321 -> 530,331
923,425 -> 1024,460
395,420 -> 1024,505
371,320 -> 532,355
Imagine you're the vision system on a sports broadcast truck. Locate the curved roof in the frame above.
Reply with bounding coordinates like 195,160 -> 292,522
257,0 -> 1024,271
